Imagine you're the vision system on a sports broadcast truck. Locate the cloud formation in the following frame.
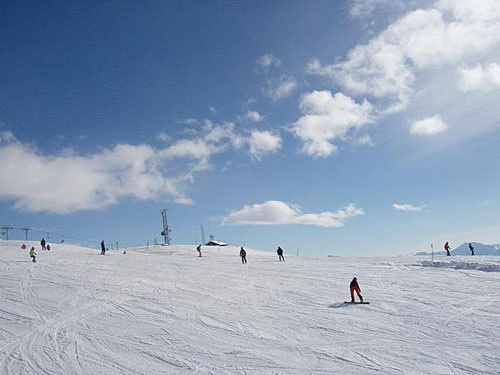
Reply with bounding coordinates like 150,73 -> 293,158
410,115 -> 447,136
457,63 -> 500,92
249,130 -> 282,161
264,75 -> 297,101
223,201 -> 364,227
393,203 -> 424,212
308,0 -> 500,112
291,91 -> 374,157
246,110 -> 264,122
257,53 -> 282,70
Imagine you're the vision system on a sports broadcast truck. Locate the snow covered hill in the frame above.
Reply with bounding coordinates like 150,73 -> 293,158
0,240 -> 499,374
452,242 -> 500,256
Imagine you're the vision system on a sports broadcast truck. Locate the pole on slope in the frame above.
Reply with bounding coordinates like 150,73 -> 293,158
1,225 -> 12,240
431,243 -> 434,263
21,226 -> 31,241
296,248 -> 299,257
115,241 -> 118,251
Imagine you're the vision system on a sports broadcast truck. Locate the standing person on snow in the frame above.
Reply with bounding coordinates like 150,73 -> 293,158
239,247 -> 247,264
277,246 -> 285,261
444,241 -> 451,256
469,243 -> 474,256
29,247 -> 36,262
41,238 -> 46,250
196,244 -> 202,257
350,277 -> 363,303
100,240 -> 106,255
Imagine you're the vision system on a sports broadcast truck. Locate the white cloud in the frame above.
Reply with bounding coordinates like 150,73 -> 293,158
157,132 -> 171,142
308,0 -> 500,112
264,75 -> 297,101
257,53 -> 282,70
410,115 -> 447,136
209,106 -> 217,114
357,135 -> 375,146
249,130 -> 282,161
223,201 -> 364,227
457,63 -> 500,92
291,91 -> 374,157
178,118 -> 199,125
393,203 -> 424,212
246,110 -> 264,122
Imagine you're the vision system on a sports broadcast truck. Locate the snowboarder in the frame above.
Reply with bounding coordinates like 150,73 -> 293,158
100,240 -> 106,255
21,243 -> 27,250
444,241 -> 451,256
469,243 -> 474,256
196,244 -> 202,257
350,277 -> 363,303
46,244 -> 51,251
29,247 -> 36,262
240,247 -> 247,264
41,238 -> 46,250
277,246 -> 285,261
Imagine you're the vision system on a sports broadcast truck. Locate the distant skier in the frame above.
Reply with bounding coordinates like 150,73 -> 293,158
46,244 -> 51,251
350,277 -> 363,303
469,243 -> 474,256
21,243 -> 26,250
277,246 -> 285,261
101,240 -> 106,255
444,241 -> 451,256
197,244 -> 202,257
240,247 -> 247,264
41,238 -> 46,250
29,247 -> 36,262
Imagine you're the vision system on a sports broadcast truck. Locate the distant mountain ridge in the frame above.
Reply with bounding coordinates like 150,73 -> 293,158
415,242 -> 500,256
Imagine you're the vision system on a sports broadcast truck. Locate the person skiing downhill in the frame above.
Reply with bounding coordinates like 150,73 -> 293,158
240,247 -> 247,264
469,243 -> 474,256
41,238 -> 46,250
444,242 -> 451,256
21,243 -> 26,250
196,244 -> 202,257
277,246 -> 285,261
350,277 -> 363,303
29,247 -> 36,262
100,240 -> 106,255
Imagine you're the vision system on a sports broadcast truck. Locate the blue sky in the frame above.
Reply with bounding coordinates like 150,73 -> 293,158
1,0 -> 499,256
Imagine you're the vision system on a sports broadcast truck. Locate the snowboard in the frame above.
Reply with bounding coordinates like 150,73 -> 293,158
344,301 -> 370,304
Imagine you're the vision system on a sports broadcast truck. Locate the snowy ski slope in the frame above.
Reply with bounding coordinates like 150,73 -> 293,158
0,241 -> 499,374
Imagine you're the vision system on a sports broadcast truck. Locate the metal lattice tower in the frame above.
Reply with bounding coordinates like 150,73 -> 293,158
161,209 -> 171,245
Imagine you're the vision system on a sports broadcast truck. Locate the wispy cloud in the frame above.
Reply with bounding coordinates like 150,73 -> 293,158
264,75 -> 297,101
457,63 -> 500,92
410,115 -> 447,136
393,203 -> 424,212
223,201 -> 364,227
256,53 -> 282,71
157,132 -> 171,142
246,110 -> 264,122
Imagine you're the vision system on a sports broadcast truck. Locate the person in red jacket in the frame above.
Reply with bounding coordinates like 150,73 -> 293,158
350,277 -> 363,303
444,241 -> 451,256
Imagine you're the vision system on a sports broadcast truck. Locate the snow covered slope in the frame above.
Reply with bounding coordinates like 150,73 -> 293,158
0,241 -> 499,374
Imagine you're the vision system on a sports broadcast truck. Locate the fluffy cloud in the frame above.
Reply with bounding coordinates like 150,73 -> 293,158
457,63 -> 500,92
410,115 -> 447,136
249,130 -> 282,161
223,201 -> 364,227
246,110 -> 264,122
264,75 -> 297,101
257,53 -> 282,70
308,0 -> 500,112
393,203 -> 424,212
291,91 -> 374,157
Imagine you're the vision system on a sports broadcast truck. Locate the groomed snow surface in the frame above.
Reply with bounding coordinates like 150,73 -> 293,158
1,241 -> 499,374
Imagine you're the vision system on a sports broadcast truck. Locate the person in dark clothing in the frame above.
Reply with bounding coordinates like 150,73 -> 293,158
350,277 -> 363,303
469,243 -> 474,256
444,242 -> 451,256
277,246 -> 285,261
196,244 -> 202,257
239,247 -> 247,264
101,240 -> 106,255
41,238 -> 46,250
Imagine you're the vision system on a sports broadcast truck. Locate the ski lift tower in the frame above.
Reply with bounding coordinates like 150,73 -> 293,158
160,208 -> 171,245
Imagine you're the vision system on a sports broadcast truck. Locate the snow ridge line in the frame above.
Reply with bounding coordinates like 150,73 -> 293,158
420,260 -> 500,272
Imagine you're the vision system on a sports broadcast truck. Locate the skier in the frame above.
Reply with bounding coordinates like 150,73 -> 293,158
100,240 -> 106,255
196,244 -> 202,257
239,247 -> 247,264
277,246 -> 285,261
41,238 -> 46,250
21,243 -> 27,250
444,241 -> 451,256
46,244 -> 51,251
350,277 -> 363,303
29,247 -> 36,262
469,243 -> 474,256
